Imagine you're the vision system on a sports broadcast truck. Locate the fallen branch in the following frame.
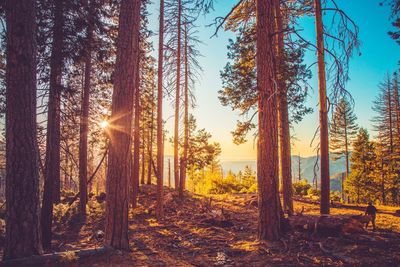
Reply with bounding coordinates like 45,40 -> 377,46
0,246 -> 112,267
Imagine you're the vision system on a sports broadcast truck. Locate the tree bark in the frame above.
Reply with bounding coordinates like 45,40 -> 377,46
174,0 -> 182,190
78,0 -> 95,220
147,89 -> 154,185
179,23 -> 189,199
343,112 -> 348,202
256,0 -> 282,241
105,0 -> 141,250
168,158 -> 171,188
4,0 -> 43,259
141,127 -> 146,185
314,0 -> 330,215
156,0 -> 165,219
41,0 -> 64,249
274,0 -> 293,216
131,54 -> 141,208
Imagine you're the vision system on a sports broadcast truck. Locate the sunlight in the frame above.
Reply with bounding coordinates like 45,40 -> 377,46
100,120 -> 109,129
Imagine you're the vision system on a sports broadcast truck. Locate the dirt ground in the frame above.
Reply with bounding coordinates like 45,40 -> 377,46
3,185 -> 400,266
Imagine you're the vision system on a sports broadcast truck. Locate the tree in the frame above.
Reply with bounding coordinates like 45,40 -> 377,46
314,0 -> 330,215
345,128 -> 376,203
389,0 -> 400,45
41,0 -> 66,249
372,73 -> 400,205
173,0 -> 182,190
105,0 -> 141,250
274,0 -> 293,216
156,0 -> 165,219
78,0 -> 96,220
330,98 -> 358,201
3,0 -> 43,259
256,0 -> 282,241
179,23 -> 190,199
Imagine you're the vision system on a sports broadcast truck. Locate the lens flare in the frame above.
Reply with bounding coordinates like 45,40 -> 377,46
100,120 -> 109,129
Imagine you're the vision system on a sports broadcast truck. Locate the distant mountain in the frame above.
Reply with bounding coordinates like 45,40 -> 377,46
220,155 -> 347,186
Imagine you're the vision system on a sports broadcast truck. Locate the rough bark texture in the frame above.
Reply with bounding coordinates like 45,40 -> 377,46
174,0 -> 182,190
41,0 -> 64,249
314,0 -> 330,215
78,0 -> 94,219
168,159 -> 171,188
131,57 -> 141,208
4,0 -> 43,259
256,0 -> 282,241
141,129 -> 146,185
274,0 -> 293,216
156,0 -> 165,219
105,0 -> 141,250
179,23 -> 189,199
147,92 -> 154,185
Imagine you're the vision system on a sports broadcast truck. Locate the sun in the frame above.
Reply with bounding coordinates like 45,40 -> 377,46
100,120 -> 109,129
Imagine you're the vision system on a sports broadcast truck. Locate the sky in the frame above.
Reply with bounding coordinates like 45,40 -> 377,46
147,0 -> 400,161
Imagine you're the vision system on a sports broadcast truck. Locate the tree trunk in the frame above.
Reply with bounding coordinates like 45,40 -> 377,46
147,94 -> 154,185
78,0 -> 95,219
168,158 -> 171,188
131,54 -> 141,208
141,128 -> 146,185
256,0 -> 282,241
179,23 -> 189,199
344,113 -> 349,202
274,0 -> 293,216
156,0 -> 165,219
4,0 -> 43,259
314,0 -> 330,215
173,0 -> 182,190
105,0 -> 141,250
41,0 -> 64,249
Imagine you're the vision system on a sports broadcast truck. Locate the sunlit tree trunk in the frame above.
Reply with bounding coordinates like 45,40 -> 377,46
274,0 -> 293,216
314,0 -> 330,215
78,0 -> 95,219
141,128 -> 146,185
256,0 -> 282,241
41,0 -> 64,249
179,23 -> 189,199
4,0 -> 43,259
156,0 -> 165,219
105,0 -> 141,250
343,113 -> 348,202
174,0 -> 182,190
131,58 -> 141,208
168,158 -> 171,188
147,90 -> 154,185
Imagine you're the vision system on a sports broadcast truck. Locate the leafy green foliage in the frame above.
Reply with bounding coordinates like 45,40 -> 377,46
188,166 -> 257,195
344,128 -> 377,203
292,180 -> 312,197
218,25 -> 312,144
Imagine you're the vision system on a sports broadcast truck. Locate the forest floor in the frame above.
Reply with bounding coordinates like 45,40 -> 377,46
2,185 -> 400,266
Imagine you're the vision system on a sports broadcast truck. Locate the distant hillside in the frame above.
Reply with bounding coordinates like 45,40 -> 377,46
220,155 -> 347,186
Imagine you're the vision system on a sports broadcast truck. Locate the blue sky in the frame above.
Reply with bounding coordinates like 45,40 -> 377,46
147,0 -> 399,160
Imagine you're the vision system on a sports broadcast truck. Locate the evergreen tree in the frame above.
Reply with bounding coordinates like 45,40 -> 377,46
345,128 -> 376,204
330,97 -> 358,200
372,73 -> 400,205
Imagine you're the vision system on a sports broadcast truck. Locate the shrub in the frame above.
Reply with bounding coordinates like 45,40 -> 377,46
307,187 -> 320,197
293,180 -> 311,197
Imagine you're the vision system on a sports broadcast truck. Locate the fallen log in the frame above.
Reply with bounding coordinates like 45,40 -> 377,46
0,246 -> 112,267
289,214 -> 367,237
